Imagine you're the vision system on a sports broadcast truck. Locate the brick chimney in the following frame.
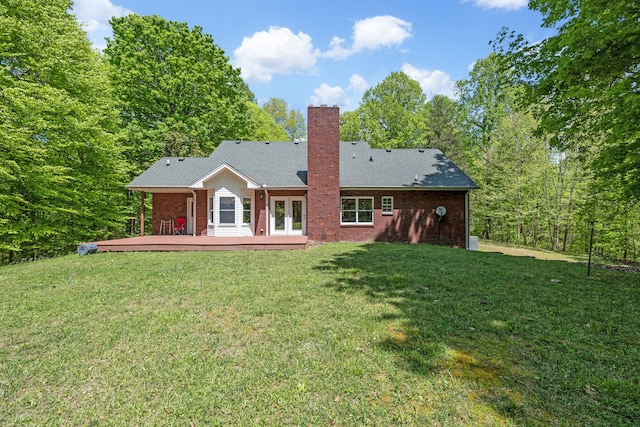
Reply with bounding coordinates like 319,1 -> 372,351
307,105 -> 340,241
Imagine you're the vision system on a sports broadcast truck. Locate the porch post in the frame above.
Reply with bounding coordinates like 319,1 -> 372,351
191,190 -> 197,236
140,191 -> 145,236
263,186 -> 269,236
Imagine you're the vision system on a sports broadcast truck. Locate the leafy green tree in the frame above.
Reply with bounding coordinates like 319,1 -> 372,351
496,0 -> 640,200
456,54 -> 513,239
0,0 -> 127,262
262,97 -> 305,141
105,14 -> 253,170
341,72 -> 429,148
339,110 -> 362,142
424,94 -> 467,170
245,102 -> 289,141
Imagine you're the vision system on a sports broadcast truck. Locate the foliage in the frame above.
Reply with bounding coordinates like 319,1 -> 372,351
1,243 -> 638,425
573,179 -> 640,260
424,94 -> 467,170
495,0 -> 640,200
456,54 -> 516,240
455,54 -> 607,255
0,0 -> 127,262
262,97 -> 306,141
340,72 -> 430,148
105,14 -> 253,171
245,101 -> 289,141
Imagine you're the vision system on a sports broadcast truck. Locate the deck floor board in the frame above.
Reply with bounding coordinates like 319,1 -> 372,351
87,235 -> 308,252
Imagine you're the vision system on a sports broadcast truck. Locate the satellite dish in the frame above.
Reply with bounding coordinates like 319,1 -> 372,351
436,205 -> 446,219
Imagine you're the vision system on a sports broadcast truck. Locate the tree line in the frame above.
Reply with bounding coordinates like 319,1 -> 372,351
1,0 -> 637,263
341,52 -> 638,261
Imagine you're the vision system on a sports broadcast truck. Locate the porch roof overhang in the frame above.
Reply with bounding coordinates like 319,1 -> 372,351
189,163 -> 261,189
339,186 -> 477,191
125,185 -> 194,193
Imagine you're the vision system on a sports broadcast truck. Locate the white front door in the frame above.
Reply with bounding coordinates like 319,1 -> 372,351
270,197 -> 306,235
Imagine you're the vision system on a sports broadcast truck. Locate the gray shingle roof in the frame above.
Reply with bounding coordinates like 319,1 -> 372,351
127,157 -> 212,189
126,140 -> 478,190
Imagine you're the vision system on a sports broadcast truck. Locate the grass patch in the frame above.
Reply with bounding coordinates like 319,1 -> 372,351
478,240 -> 586,263
1,243 -> 638,425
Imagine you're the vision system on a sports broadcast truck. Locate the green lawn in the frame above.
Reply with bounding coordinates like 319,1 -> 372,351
1,243 -> 638,426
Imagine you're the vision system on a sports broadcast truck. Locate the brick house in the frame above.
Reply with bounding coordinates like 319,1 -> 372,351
126,105 -> 478,248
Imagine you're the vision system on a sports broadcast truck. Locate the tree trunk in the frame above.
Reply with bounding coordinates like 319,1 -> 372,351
483,216 -> 492,240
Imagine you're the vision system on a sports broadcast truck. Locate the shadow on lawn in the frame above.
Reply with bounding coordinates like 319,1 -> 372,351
318,243 -> 639,426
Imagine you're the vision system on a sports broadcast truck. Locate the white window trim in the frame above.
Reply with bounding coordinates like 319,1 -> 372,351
242,197 -> 253,225
381,196 -> 394,215
218,196 -> 236,225
341,196 -> 374,225
208,196 -> 215,225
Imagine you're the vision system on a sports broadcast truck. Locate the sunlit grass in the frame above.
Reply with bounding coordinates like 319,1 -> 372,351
1,243 -> 638,425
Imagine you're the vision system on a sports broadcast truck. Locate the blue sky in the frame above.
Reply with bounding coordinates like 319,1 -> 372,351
71,0 -> 552,114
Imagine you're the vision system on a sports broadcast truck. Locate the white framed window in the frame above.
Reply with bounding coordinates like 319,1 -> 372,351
382,196 -> 394,215
242,197 -> 252,224
219,197 -> 235,224
341,197 -> 373,224
209,196 -> 214,224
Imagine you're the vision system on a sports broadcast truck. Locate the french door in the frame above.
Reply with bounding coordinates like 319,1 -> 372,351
270,197 -> 306,235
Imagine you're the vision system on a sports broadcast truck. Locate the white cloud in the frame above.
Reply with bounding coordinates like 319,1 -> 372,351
353,16 -> 412,52
324,36 -> 352,60
71,0 -> 132,50
310,83 -> 349,108
233,26 -> 321,83
324,15 -> 412,60
401,64 -> 455,99
348,74 -> 368,93
462,0 -> 527,11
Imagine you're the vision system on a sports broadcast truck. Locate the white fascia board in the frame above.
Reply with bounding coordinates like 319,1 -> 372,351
339,186 -> 477,191
125,186 -> 192,193
189,163 -> 260,189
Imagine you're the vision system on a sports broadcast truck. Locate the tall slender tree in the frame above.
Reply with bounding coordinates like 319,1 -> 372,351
424,94 -> 467,170
456,53 -> 512,239
262,98 -> 305,141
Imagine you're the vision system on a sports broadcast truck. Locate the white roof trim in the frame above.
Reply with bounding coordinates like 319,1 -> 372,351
189,163 -> 260,189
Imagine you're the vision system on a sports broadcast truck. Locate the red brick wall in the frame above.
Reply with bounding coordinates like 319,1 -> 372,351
151,191 -> 208,236
151,193 -> 190,235
194,190 -> 208,236
307,105 -> 341,241
254,190 -> 267,235
337,190 -> 468,248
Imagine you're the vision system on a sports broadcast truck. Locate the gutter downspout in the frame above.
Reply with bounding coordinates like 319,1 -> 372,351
191,190 -> 197,236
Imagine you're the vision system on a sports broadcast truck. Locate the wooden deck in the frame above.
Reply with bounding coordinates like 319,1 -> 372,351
88,235 -> 309,252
